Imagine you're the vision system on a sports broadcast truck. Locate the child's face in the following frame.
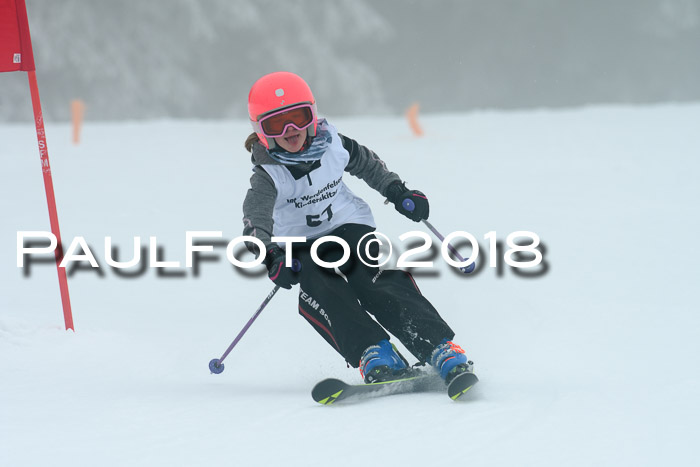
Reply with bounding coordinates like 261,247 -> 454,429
274,126 -> 306,153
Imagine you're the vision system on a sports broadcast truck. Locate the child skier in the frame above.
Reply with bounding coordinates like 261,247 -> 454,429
242,71 -> 471,384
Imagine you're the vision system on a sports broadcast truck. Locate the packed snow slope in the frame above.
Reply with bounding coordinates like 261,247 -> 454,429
1,104 -> 699,466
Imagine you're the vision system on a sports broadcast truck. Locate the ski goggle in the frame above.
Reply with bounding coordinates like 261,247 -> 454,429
257,103 -> 315,138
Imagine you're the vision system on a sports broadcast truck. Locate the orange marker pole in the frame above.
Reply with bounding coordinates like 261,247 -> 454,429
405,103 -> 424,137
71,99 -> 85,145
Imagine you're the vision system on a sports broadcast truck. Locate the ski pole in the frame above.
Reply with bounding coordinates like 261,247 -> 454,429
402,199 -> 476,274
209,259 -> 301,374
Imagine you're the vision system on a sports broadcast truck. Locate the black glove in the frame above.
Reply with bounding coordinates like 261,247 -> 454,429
386,181 -> 430,222
265,245 -> 300,289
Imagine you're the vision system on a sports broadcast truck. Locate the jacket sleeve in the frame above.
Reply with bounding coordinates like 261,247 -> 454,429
340,133 -> 402,196
242,166 -> 277,254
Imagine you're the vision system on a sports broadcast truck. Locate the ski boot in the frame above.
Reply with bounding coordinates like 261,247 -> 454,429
359,339 -> 408,383
429,338 -> 474,385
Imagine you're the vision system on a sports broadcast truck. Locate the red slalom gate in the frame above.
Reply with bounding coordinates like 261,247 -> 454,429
1,0 -> 74,330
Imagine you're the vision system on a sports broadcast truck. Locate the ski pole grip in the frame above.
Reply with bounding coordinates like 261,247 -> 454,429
402,198 -> 416,212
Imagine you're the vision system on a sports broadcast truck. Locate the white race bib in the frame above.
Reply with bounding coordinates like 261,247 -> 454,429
262,124 -> 375,242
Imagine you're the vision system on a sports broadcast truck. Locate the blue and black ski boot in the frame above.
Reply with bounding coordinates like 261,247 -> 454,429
359,339 -> 408,383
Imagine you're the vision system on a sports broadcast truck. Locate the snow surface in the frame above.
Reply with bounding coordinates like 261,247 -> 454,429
1,104 -> 699,466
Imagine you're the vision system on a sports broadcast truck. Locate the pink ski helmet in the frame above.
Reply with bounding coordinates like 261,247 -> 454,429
248,72 -> 318,149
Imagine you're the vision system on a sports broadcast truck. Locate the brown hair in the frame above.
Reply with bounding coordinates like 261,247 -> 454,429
244,132 -> 259,153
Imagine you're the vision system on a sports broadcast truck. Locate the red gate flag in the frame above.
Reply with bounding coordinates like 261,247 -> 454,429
0,0 -> 35,71
1,0 -> 74,330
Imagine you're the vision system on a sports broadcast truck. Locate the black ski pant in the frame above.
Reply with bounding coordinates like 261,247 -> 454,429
294,223 -> 454,367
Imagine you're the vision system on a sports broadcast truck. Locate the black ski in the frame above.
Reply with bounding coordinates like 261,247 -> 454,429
311,369 -> 479,404
311,371 -> 442,405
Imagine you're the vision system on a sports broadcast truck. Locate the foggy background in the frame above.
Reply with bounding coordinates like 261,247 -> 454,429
1,0 -> 699,122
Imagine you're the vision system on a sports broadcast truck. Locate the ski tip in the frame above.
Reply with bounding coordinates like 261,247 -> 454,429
447,372 -> 479,401
311,378 -> 349,405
